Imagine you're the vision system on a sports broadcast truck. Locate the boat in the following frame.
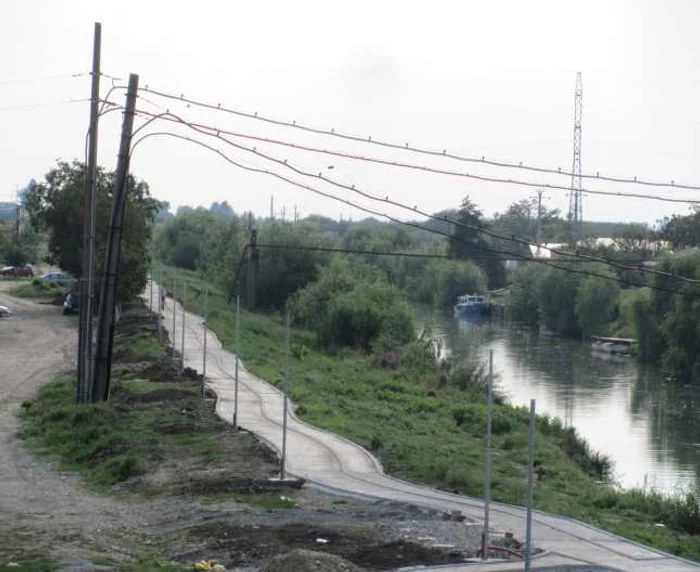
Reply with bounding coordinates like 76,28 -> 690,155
454,294 -> 486,316
590,336 -> 636,356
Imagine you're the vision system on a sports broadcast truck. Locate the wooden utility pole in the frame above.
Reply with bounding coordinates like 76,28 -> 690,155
77,22 -> 101,404
91,73 -> 139,402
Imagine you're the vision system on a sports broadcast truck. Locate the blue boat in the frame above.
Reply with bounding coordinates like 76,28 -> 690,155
454,294 -> 486,316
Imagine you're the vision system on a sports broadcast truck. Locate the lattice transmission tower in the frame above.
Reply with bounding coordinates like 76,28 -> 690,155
568,72 -> 583,246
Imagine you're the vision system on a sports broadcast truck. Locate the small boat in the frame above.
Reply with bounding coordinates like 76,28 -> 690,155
454,294 -> 486,316
590,336 -> 636,356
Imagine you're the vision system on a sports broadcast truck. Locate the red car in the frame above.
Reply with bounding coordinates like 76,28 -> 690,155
0,265 -> 35,277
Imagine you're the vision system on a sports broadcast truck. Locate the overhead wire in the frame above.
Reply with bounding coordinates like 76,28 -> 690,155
0,97 -> 92,112
136,84 -> 700,192
129,129 -> 694,298
126,106 -> 699,285
128,107 -> 700,206
0,71 -> 90,86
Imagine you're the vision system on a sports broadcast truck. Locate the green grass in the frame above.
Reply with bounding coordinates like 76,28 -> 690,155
19,312 -> 263,493
156,264 -> 700,562
10,280 -> 68,301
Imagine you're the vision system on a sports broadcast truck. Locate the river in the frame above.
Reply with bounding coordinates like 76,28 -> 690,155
416,307 -> 700,496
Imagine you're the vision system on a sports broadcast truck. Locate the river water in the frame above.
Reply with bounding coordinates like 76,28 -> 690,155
415,307 -> 700,495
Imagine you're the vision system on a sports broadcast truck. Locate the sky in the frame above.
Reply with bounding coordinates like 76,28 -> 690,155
2,0 -> 700,225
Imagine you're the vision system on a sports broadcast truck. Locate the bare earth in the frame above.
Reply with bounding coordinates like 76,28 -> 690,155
0,282 -> 483,571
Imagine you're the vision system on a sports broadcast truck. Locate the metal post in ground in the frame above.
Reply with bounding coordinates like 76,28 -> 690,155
157,283 -> 163,343
482,349 -> 494,560
158,268 -> 163,343
180,279 -> 187,374
234,294 -> 241,428
149,266 -> 153,315
171,272 -> 176,355
202,286 -> 208,398
525,398 -> 536,572
280,311 -> 290,479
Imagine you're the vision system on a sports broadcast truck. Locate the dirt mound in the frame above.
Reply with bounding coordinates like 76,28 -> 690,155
261,549 -> 365,572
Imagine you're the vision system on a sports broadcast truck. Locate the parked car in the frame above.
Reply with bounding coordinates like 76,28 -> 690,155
62,292 -> 80,315
0,305 -> 11,318
0,265 -> 35,277
41,272 -> 73,286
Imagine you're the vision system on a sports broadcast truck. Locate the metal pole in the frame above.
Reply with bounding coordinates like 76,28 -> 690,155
172,272 -> 176,353
157,284 -> 163,343
180,279 -> 187,373
482,349 -> 493,560
149,266 -> 153,315
157,269 -> 163,343
202,286 -> 208,398
234,294 -> 240,428
91,73 -> 138,402
77,21 -> 101,404
525,398 -> 536,572
280,311 -> 290,479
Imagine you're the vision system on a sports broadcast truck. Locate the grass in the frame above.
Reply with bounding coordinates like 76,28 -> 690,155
19,308 -> 275,494
157,264 -> 700,562
9,279 -> 68,302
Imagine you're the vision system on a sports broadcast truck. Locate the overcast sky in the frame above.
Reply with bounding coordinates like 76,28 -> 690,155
2,0 -> 699,225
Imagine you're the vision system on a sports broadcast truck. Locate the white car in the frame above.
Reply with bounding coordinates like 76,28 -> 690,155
0,305 -> 11,318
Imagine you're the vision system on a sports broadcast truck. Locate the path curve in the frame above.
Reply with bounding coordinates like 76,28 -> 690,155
150,282 -> 700,572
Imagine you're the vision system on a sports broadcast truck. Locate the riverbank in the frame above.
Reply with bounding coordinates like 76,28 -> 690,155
14,302 -> 489,570
160,266 -> 700,562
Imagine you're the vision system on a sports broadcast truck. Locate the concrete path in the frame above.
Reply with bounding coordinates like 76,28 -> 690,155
147,282 -> 699,571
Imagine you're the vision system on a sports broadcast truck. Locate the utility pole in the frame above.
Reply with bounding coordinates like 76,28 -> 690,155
77,22 -> 101,404
149,267 -> 153,315
525,398 -> 536,572
234,294 -> 240,428
91,73 -> 138,402
481,350 -> 494,560
247,229 -> 258,311
270,195 -> 274,222
280,311 -> 290,479
294,205 -> 298,224
535,189 -> 544,247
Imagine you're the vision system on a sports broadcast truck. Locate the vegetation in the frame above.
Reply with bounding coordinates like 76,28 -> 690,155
507,261 -> 621,338
24,160 -> 161,300
158,265 -> 700,561
9,278 -> 69,302
20,307 -> 277,494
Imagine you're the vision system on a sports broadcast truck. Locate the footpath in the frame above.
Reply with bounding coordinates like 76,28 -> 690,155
151,284 -> 700,572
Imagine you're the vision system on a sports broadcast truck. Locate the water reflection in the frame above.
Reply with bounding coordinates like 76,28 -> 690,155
416,307 -> 699,494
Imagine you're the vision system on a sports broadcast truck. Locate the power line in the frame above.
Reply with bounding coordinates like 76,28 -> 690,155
0,71 -> 90,86
124,104 -> 700,206
128,108 -> 700,285
136,83 -> 700,192
0,97 -> 92,112
255,243 -> 656,264
130,130 -> 693,297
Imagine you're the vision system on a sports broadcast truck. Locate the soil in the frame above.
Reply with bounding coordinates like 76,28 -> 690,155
0,283 -> 489,571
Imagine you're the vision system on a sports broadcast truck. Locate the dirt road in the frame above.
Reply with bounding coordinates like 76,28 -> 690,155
0,282 -> 200,564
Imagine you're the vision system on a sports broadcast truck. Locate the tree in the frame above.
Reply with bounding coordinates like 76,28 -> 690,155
575,272 -> 619,337
449,196 -> 506,288
537,266 -> 581,337
507,263 -> 541,325
209,200 -> 235,218
25,160 -> 160,301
